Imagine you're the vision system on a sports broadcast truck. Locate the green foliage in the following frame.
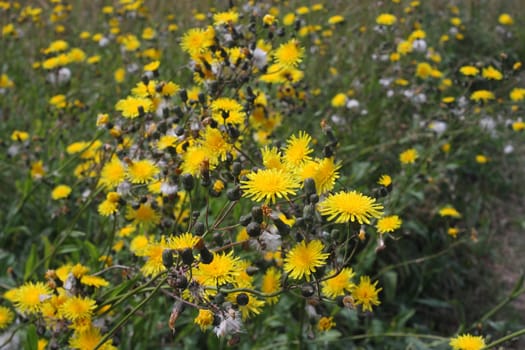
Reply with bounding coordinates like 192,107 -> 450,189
1,1 -> 525,349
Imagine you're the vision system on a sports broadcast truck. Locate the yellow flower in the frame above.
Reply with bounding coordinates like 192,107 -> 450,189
51,184 -> 72,200
11,282 -> 52,314
283,13 -> 296,26
49,94 -> 67,109
318,190 -> 384,224
283,131 -> 313,167
180,27 -> 215,56
227,292 -> 265,320
240,168 -> 300,204
69,326 -> 116,350
470,90 -> 494,102
126,159 -> 159,184
201,126 -> 232,161
439,206 -> 461,218
273,39 -> 304,68
168,232 -> 199,250
416,62 -> 433,79
322,268 -> 355,298
328,15 -> 344,25
126,203 -> 160,227
0,73 -> 14,88
475,154 -> 489,164
482,66 -> 502,80
448,227 -> 460,238
211,97 -> 245,125
80,275 -> 109,288
60,296 -> 96,322
399,148 -> 418,164
510,88 -> 525,101
115,96 -> 152,118
331,93 -> 347,107
261,267 -> 281,305
99,157 -> 126,189
283,240 -> 329,280
11,130 -> 29,142
512,121 -> 525,131
450,334 -> 486,350
144,60 -> 160,72
194,309 -> 214,331
142,27 -> 156,40
459,65 -> 479,76
213,10 -> 239,26
318,316 -> 336,331
376,13 -> 397,25
376,215 -> 402,234
498,13 -> 513,25
351,276 -> 381,312
180,145 -> 217,176
377,174 -> 392,187
194,251 -> 240,286
0,306 -> 14,329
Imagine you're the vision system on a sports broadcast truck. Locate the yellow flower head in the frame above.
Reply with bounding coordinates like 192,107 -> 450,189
60,296 -> 96,322
240,168 -> 300,204
283,240 -> 329,280
0,306 -> 14,329
498,13 -> 513,26
283,131 -> 313,167
318,190 -> 384,224
438,205 -> 461,218
450,334 -> 486,350
126,159 -> 159,184
194,251 -> 240,286
322,267 -> 355,299
376,215 -> 402,234
459,65 -> 479,76
51,184 -> 72,200
351,276 -> 381,312
399,148 -> 418,164
482,66 -> 502,80
377,174 -> 392,187
115,96 -> 152,118
194,309 -> 214,331
99,157 -> 126,189
318,316 -> 336,331
470,90 -> 494,102
273,39 -> 304,68
11,282 -> 52,314
376,13 -> 397,26
261,267 -> 281,305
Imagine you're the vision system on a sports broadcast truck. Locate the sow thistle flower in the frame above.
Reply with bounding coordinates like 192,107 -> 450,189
115,96 -> 152,118
321,267 -> 355,299
10,281 -> 52,315
126,159 -> 159,184
317,316 -> 336,331
0,306 -> 14,330
376,215 -> 402,234
59,296 -> 96,322
99,157 -> 126,189
376,13 -> 397,26
51,184 -> 72,200
470,90 -> 495,102
351,276 -> 382,312
273,39 -> 304,68
283,131 -> 313,167
283,240 -> 329,281
439,205 -> 462,218
449,333 -> 486,350
318,190 -> 383,225
194,251 -> 240,286
399,148 -> 418,164
261,267 -> 281,305
194,309 -> 214,331
240,168 -> 300,204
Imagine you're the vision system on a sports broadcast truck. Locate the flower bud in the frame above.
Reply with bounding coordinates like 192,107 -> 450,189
246,222 -> 261,237
181,173 -> 194,191
236,293 -> 249,306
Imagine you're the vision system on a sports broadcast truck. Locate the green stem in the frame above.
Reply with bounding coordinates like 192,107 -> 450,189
482,328 -> 525,349
373,240 -> 464,280
95,275 -> 168,350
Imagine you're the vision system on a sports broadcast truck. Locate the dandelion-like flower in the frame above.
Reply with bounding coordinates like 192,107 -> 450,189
399,148 -> 418,164
284,240 -> 329,280
450,334 -> 486,350
283,131 -> 313,167
351,276 -> 381,312
318,190 -> 383,224
194,309 -> 214,331
376,215 -> 402,234
99,157 -> 126,189
240,168 -> 300,204
60,296 -> 96,322
194,251 -> 240,286
438,206 -> 461,218
470,90 -> 494,102
0,306 -> 14,330
273,39 -> 304,68
261,267 -> 281,305
51,184 -> 72,200
127,159 -> 159,184
115,96 -> 152,118
321,268 -> 355,299
11,282 -> 52,314
317,316 -> 336,331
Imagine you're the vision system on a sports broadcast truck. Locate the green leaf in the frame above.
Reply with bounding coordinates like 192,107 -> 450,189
415,298 -> 452,309
23,244 -> 37,280
382,271 -> 397,302
24,324 -> 38,350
